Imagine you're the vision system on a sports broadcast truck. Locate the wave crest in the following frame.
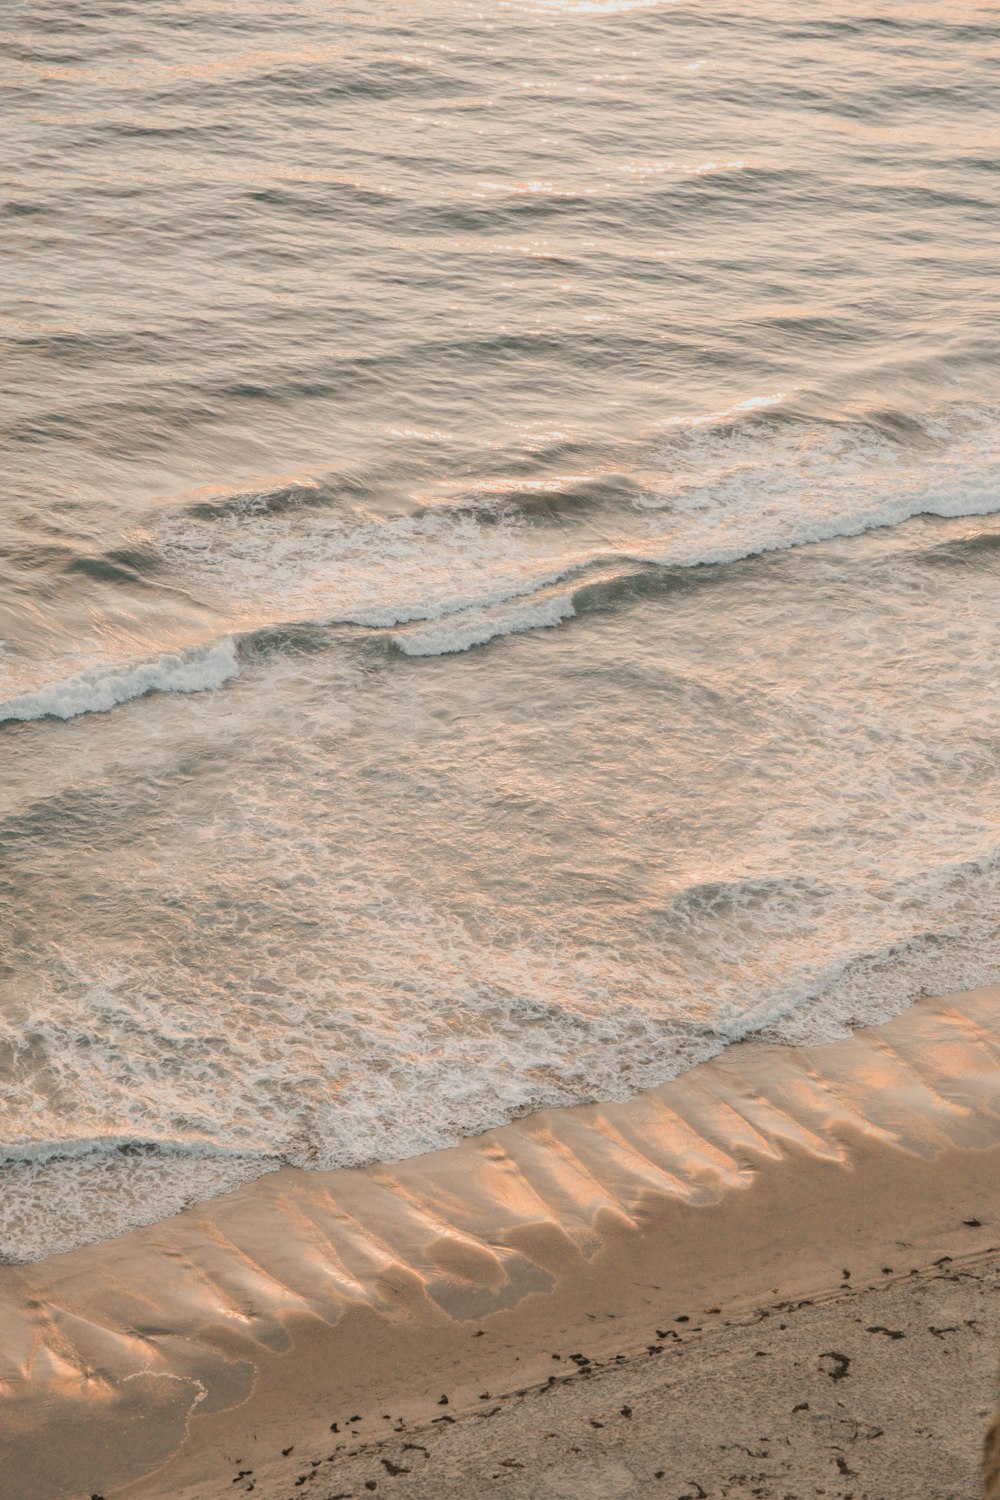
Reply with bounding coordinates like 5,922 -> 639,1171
0,640 -> 240,725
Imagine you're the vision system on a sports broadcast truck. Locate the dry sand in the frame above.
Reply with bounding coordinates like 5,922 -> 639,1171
4,986 -> 1000,1500
241,1251 -> 1000,1500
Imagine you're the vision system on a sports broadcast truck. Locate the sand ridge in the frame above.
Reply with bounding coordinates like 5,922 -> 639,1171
3,987 -> 1000,1498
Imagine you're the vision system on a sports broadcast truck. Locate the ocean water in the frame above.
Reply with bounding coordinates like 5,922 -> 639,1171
2,0 -> 999,1262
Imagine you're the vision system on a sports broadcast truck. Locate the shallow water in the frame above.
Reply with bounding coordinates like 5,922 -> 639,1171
2,0 -> 999,1260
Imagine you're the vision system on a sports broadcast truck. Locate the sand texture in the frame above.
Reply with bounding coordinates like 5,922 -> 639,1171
228,1252 -> 1000,1500
3,987 -> 1000,1499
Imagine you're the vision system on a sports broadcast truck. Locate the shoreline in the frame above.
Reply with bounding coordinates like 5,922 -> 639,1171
3,986 -> 1000,1498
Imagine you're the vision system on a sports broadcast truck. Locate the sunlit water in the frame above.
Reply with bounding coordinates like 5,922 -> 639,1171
2,0 -> 999,1261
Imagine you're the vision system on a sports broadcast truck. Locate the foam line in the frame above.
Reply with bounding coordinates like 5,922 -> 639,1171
0,639 -> 240,724
393,592 -> 577,655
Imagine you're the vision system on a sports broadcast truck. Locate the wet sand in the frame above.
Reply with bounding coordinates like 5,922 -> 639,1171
4,986 -> 1000,1500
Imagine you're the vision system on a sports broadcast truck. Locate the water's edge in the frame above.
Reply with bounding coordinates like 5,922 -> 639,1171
4,984 -> 1000,1499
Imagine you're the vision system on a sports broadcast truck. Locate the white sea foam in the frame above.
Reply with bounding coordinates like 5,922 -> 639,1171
0,640 -> 240,724
394,591 -> 576,655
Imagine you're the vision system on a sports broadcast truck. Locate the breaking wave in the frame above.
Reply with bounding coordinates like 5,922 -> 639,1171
0,640 -> 240,725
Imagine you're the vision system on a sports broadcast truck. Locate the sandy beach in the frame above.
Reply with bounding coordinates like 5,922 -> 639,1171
209,1252 -> 1000,1499
3,985 -> 1000,1500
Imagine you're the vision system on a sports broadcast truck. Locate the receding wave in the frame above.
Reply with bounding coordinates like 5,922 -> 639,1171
0,1135 -> 276,1169
909,529 -> 1000,569
668,874 -> 831,921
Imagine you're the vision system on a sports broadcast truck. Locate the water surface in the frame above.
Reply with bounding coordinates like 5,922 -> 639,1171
2,0 -> 999,1260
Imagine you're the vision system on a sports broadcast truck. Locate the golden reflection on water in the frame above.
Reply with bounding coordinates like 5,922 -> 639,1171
501,0 -> 671,12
